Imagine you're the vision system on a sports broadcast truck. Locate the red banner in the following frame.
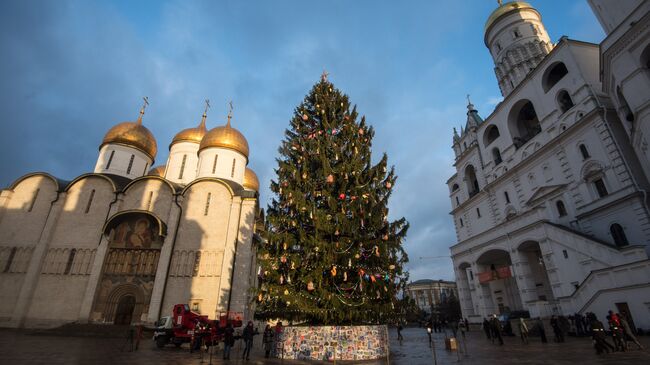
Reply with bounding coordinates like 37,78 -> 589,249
478,266 -> 512,284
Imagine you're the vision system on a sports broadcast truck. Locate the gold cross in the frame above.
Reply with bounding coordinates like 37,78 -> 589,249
497,0 -> 503,6
204,99 -> 211,115
137,96 -> 149,124
227,100 -> 234,126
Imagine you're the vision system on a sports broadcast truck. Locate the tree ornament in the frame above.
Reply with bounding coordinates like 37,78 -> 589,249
374,245 -> 380,257
389,264 -> 395,270
339,193 -> 346,200
343,271 -> 348,282
302,172 -> 307,179
258,293 -> 263,302
307,281 -> 315,291
287,275 -> 292,284
348,258 -> 352,267
284,289 -> 289,295
359,128 -> 364,135
335,229 -> 339,236
280,275 -> 285,284
383,234 -> 389,241
291,261 -> 296,270
302,114 -> 308,121
386,181 -> 392,189
331,265 -> 337,277
326,174 -> 334,183
281,256 -> 287,263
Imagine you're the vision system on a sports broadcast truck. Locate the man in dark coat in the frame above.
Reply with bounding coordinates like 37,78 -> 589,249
482,318 -> 491,340
223,323 -> 235,360
242,321 -> 256,361
590,313 -> 615,354
490,315 -> 504,345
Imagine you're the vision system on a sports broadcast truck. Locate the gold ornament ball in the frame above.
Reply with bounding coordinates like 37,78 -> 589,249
302,114 -> 308,121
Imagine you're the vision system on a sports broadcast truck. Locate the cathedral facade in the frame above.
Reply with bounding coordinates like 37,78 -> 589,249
0,104 -> 262,328
447,1 -> 650,328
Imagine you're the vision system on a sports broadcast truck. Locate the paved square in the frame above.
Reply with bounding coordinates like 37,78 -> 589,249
1,327 -> 649,364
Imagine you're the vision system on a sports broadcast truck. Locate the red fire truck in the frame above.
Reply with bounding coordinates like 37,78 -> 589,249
153,304 -> 243,348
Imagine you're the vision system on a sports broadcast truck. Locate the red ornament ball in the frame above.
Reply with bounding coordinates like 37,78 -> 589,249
385,182 -> 392,189
339,193 -> 346,200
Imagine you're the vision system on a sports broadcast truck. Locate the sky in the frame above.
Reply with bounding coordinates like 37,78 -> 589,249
0,0 -> 605,282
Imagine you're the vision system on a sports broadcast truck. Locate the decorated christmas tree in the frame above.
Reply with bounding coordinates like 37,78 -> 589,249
255,73 -> 409,325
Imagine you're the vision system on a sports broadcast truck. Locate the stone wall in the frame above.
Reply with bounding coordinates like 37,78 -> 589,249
275,325 -> 388,361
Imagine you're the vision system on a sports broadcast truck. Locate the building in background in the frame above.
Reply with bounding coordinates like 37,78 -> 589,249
447,1 -> 650,328
0,102 -> 262,328
405,279 -> 458,315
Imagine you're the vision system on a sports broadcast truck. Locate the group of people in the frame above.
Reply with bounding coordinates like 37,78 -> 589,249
190,320 -> 286,361
588,310 -> 644,354
480,309 -> 644,355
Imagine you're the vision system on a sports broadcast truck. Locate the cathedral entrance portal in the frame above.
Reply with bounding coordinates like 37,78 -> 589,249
476,249 -> 523,316
114,295 -> 136,325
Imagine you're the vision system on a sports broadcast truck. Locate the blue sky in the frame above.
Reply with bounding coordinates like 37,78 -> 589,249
0,1 -> 605,281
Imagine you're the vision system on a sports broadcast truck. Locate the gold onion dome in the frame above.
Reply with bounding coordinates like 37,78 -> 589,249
101,100 -> 157,160
199,119 -> 250,158
243,168 -> 260,191
485,1 -> 534,33
170,109 -> 209,148
147,166 -> 165,177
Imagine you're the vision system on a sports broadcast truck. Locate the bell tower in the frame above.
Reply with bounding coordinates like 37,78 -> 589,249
484,1 -> 553,97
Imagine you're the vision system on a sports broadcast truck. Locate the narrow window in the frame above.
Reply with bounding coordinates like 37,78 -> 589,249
504,191 -> 510,204
593,179 -> 608,198
579,144 -> 590,160
3,247 -> 17,273
459,218 -> 464,227
476,207 -> 481,218
146,191 -> 154,211
513,29 -> 521,38
492,148 -> 502,165
193,251 -> 202,277
495,42 -> 502,52
211,154 -> 219,174
562,250 -> 568,259
610,224 -> 629,247
126,154 -> 135,174
231,158 -> 236,178
556,200 -> 567,217
455,196 -> 460,206
204,192 -> 212,216
64,249 -> 76,275
27,188 -> 40,212
558,90 -> 574,113
105,150 -> 115,169
84,189 -> 96,214
178,154 -> 187,179
469,271 -> 474,280
142,163 -> 149,176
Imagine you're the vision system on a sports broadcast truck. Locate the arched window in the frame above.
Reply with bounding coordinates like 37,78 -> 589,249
616,86 -> 634,122
543,62 -> 568,92
641,44 -> 650,70
455,196 -> 460,206
492,148 -> 502,165
452,184 -> 459,192
509,100 -> 541,148
64,249 -> 76,275
464,165 -> 479,197
557,90 -> 574,113
579,144 -> 590,160
484,125 -> 500,146
610,224 -> 629,247
556,200 -> 567,217
3,247 -> 17,273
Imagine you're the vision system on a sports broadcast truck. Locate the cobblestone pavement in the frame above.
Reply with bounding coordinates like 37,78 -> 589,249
1,327 -> 649,364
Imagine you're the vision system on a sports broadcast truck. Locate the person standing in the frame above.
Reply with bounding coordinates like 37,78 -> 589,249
222,323 -> 235,360
263,325 -> 274,358
550,315 -> 564,343
482,318 -> 491,340
490,315 -> 504,345
241,321 -> 255,361
589,313 -> 615,354
518,318 -> 529,344
273,322 -> 284,358
464,318 -> 469,332
536,318 -> 548,344
426,322 -> 433,347
619,312 -> 644,350
397,323 -> 404,343
607,315 -> 626,352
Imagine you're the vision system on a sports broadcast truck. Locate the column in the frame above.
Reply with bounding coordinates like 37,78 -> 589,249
77,197 -> 122,323
215,196 -> 242,313
228,198 -> 257,316
9,194 -> 65,327
147,197 -> 183,323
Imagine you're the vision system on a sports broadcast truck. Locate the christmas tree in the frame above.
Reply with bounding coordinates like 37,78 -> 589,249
255,73 -> 409,325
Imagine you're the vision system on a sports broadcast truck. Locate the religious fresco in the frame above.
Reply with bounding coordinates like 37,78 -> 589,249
108,213 -> 164,249
275,325 -> 388,361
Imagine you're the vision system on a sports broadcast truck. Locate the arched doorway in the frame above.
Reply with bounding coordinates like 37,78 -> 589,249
114,295 -> 136,325
476,249 -> 522,315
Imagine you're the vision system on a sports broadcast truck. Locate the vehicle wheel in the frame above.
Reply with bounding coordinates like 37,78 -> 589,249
155,336 -> 168,348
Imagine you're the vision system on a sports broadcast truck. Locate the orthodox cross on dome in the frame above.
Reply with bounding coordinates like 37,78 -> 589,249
227,100 -> 234,127
200,99 -> 210,128
497,0 -> 503,6
466,94 -> 475,110
321,69 -> 329,82
137,96 -> 149,124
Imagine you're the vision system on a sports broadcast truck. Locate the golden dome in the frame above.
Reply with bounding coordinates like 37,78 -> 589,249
485,1 -> 535,34
243,168 -> 260,191
170,113 -> 208,148
147,165 -> 165,177
199,120 -> 249,158
101,121 -> 157,160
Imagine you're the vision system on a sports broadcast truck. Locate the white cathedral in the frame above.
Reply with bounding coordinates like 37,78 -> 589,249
0,103 -> 262,328
447,1 -> 650,329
